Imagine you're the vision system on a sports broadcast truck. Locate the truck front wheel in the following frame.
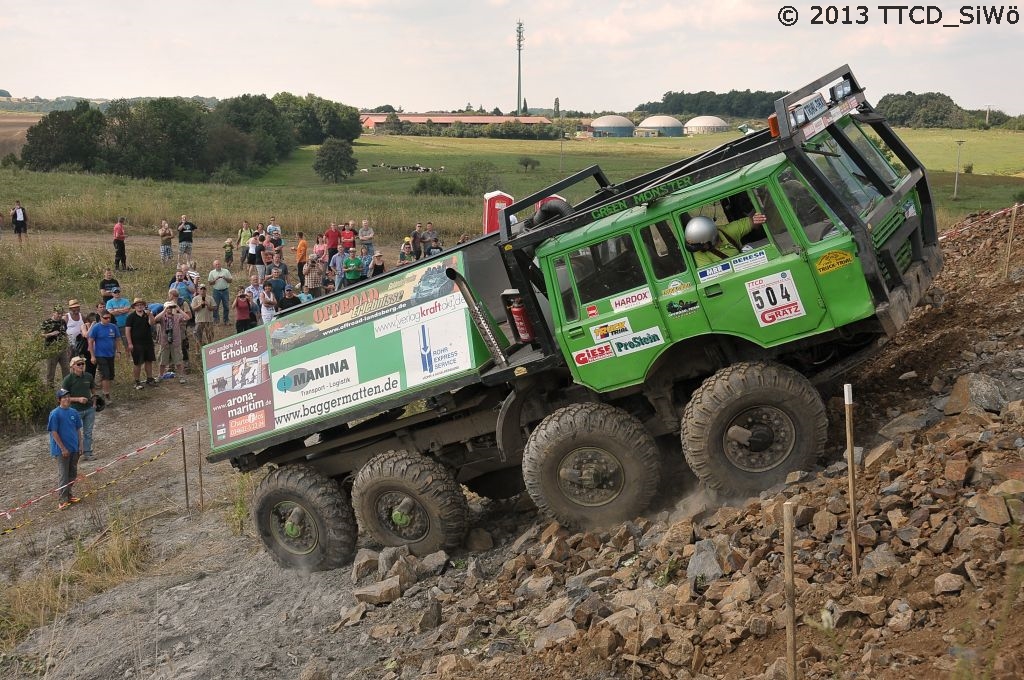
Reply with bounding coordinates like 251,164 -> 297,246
352,450 -> 468,556
522,403 -> 661,529
681,361 -> 827,498
252,464 -> 357,571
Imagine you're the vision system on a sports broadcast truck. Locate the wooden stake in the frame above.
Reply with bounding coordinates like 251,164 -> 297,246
196,421 -> 204,512
845,383 -> 859,581
180,427 -> 190,513
1004,203 -> 1019,280
784,500 -> 797,680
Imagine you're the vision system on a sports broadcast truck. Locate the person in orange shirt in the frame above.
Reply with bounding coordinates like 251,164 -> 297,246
291,231 -> 309,290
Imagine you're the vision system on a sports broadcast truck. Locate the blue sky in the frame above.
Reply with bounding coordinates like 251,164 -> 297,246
4,1 -> 1021,114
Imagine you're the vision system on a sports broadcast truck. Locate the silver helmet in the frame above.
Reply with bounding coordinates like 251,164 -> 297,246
684,216 -> 719,250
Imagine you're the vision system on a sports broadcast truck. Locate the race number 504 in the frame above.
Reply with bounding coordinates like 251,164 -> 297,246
745,271 -> 806,327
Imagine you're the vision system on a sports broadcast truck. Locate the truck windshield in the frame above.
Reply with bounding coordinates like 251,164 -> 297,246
804,130 -> 884,217
840,118 -> 905,189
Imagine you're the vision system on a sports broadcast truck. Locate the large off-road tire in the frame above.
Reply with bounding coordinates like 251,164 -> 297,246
681,361 -> 827,498
522,403 -> 661,529
252,464 -> 357,571
464,468 -> 526,500
351,450 -> 468,556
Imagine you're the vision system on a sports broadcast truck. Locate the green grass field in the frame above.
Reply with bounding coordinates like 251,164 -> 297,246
2,129 -> 1023,245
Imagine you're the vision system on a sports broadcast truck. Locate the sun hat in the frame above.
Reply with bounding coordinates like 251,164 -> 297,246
132,297 -> 145,305
68,299 -> 80,308
70,356 -> 86,366
224,239 -> 233,245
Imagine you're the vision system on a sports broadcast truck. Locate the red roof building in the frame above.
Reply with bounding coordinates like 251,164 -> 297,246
361,114 -> 552,131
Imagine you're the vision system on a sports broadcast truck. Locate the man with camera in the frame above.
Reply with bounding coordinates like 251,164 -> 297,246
154,294 -> 190,384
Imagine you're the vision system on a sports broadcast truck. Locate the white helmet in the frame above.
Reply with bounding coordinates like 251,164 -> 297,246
684,216 -> 719,251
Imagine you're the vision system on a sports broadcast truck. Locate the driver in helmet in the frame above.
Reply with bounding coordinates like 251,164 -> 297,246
684,212 -> 766,268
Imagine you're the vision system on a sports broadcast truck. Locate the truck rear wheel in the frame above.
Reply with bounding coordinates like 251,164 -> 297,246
252,464 -> 357,571
352,450 -> 468,556
522,403 -> 660,529
681,361 -> 827,498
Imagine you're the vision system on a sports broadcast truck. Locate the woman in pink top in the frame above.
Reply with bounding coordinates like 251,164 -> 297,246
313,235 -> 326,262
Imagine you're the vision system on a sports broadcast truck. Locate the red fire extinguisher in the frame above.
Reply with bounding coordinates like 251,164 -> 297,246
510,297 -> 534,343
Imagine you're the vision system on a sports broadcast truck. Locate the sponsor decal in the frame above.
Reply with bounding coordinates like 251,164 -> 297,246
745,271 -> 806,327
590,318 -> 632,343
610,287 -> 652,312
660,279 -> 694,297
229,410 -> 267,438
586,304 -> 599,318
731,249 -> 769,272
666,300 -> 699,317
573,343 -> 614,366
611,327 -> 665,356
401,317 -> 473,387
372,292 -> 467,338
698,261 -> 732,282
815,250 -> 854,275
272,347 -> 359,409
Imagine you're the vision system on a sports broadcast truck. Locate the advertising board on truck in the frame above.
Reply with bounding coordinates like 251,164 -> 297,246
203,253 -> 497,452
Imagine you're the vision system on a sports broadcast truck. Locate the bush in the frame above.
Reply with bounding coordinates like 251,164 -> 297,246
460,160 -> 502,196
209,164 -> 244,185
518,156 -> 540,172
962,161 -> 974,175
0,336 -> 53,431
0,153 -> 20,168
410,175 -> 470,196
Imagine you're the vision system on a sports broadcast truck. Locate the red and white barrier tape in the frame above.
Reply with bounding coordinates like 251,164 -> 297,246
0,427 -> 183,523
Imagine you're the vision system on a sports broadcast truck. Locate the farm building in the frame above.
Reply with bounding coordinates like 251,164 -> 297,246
637,115 -> 684,137
591,115 -> 635,138
683,115 -> 730,134
360,114 -> 552,132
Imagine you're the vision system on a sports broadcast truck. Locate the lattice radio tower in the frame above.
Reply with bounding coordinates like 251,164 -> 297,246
516,21 -> 525,116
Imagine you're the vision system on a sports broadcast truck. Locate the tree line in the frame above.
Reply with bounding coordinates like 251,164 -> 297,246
15,93 -> 360,183
636,89 -> 787,119
377,113 -> 563,140
874,92 -> 1024,130
637,87 -> 1024,131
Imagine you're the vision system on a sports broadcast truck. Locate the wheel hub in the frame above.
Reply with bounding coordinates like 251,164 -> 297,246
557,447 -> 624,507
271,501 -> 318,555
375,491 -> 429,541
723,406 -> 795,473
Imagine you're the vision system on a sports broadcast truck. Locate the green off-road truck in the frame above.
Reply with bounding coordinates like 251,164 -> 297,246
204,65 -> 941,571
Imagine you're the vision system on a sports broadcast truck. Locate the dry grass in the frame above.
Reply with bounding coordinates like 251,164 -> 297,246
0,505 -> 149,650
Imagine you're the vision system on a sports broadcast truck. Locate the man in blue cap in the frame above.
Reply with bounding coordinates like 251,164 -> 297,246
48,388 -> 83,509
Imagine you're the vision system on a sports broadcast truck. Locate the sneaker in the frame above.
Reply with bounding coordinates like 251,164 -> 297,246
104,393 -> 113,405
179,377 -> 187,384
146,377 -> 159,386
58,497 -> 81,510
82,453 -> 95,461
135,381 -> 144,390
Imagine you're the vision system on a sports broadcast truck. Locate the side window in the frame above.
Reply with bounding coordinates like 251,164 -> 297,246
685,191 -> 770,251
553,256 -> 578,322
777,168 -> 843,243
640,221 -> 686,279
568,234 -> 647,304
752,185 -> 796,253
